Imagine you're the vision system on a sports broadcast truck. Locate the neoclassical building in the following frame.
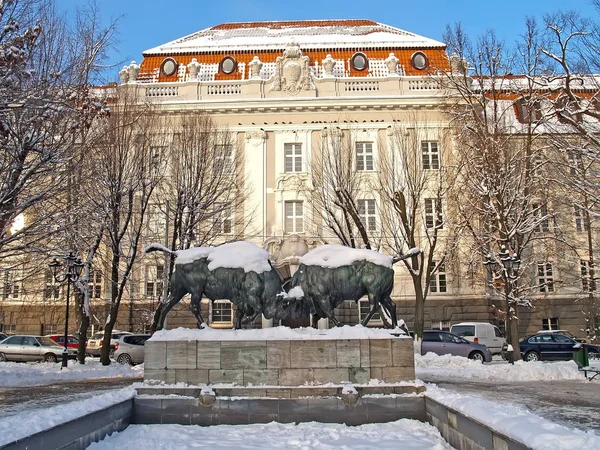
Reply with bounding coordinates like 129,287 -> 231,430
1,20 -> 594,338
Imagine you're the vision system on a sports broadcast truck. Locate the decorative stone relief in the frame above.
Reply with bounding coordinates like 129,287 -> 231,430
249,56 -> 263,79
127,61 -> 140,83
245,130 -> 267,146
270,41 -> 314,95
321,54 -> 336,77
187,58 -> 201,80
321,127 -> 343,139
385,53 -> 400,76
119,66 -> 129,84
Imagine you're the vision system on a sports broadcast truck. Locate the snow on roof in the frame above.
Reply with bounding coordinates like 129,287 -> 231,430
144,20 -> 445,55
174,241 -> 272,274
300,244 -> 393,269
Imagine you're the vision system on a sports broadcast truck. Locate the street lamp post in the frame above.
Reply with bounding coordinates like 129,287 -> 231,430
484,245 -> 521,361
49,252 -> 84,368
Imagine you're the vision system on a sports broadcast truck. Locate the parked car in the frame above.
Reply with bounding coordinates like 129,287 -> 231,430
536,329 -> 586,343
519,332 -> 600,362
421,330 -> 493,362
0,335 -> 76,363
47,334 -> 80,349
86,330 -> 132,357
0,332 -> 7,342
114,334 -> 151,365
450,322 -> 507,355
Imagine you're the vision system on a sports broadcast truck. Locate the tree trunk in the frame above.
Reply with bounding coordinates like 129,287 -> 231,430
412,274 -> 425,353
509,303 -> 521,361
76,295 -> 90,364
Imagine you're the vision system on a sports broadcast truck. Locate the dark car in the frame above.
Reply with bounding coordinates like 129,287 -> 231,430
422,330 -> 493,362
520,332 -> 600,362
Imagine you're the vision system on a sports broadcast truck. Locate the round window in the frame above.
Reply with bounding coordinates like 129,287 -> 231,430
161,58 -> 178,77
220,56 -> 238,74
351,52 -> 368,71
411,52 -> 429,70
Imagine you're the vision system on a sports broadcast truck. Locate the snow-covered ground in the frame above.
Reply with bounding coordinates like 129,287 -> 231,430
416,352 -> 592,381
88,421 -> 452,450
0,359 -> 143,387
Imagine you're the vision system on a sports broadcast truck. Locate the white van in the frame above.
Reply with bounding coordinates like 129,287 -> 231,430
450,322 -> 507,355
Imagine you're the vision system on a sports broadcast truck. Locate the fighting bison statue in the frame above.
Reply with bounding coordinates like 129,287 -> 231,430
145,241 -> 286,329
290,245 -> 401,328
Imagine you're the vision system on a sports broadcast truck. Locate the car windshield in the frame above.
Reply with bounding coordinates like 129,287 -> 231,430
38,337 -> 60,347
452,325 -> 475,337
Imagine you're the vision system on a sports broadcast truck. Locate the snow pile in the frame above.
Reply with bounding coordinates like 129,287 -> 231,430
171,241 -> 272,274
0,360 -> 143,387
278,286 -> 304,299
150,325 -> 408,341
0,387 -> 135,446
300,244 -> 393,269
416,353 -> 586,381
89,420 -> 452,449
426,385 -> 600,449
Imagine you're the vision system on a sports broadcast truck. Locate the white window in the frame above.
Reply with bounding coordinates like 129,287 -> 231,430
211,300 -> 233,324
568,151 -> 583,176
581,260 -> 592,292
285,201 -> 304,233
43,324 -> 58,335
537,262 -> 555,293
542,317 -> 559,331
532,203 -> 549,232
421,141 -> 440,170
284,143 -> 302,172
89,270 -> 102,299
145,265 -> 164,298
215,144 -> 234,173
44,269 -> 61,301
358,299 -> 381,324
356,142 -> 374,171
2,269 -> 22,300
424,198 -> 443,229
432,320 -> 451,331
574,205 -> 589,232
357,199 -> 377,232
147,204 -> 166,235
429,262 -> 447,293
214,205 -> 233,235
516,98 -> 542,123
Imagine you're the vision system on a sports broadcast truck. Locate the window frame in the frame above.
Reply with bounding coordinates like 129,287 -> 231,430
429,261 -> 447,293
574,205 -> 589,232
355,142 -> 374,171
541,317 -> 559,331
284,200 -> 304,234
537,262 -> 555,293
424,198 -> 443,230
421,141 -> 440,170
284,143 -> 303,173
358,298 -> 382,325
145,265 -> 164,298
211,299 -> 233,326
357,199 -> 377,232
532,202 -> 550,233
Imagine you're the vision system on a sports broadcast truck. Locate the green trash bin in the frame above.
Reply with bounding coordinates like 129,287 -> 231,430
573,345 -> 590,368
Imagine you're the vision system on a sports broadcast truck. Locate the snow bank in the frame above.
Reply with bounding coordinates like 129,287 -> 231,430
89,420 -> 452,449
416,353 -> 586,381
173,241 -> 272,274
278,286 -> 304,299
150,325 -> 408,341
300,244 -> 392,269
426,385 -> 600,450
0,359 -> 143,387
0,387 -> 135,446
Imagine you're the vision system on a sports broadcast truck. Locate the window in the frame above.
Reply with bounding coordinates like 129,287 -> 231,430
574,205 -> 589,232
44,269 -> 61,300
43,324 -> 58,335
284,143 -> 302,173
542,317 -> 559,331
148,146 -> 166,176
516,98 -> 542,124
553,334 -> 575,344
145,265 -> 164,298
355,142 -> 374,171
89,270 -> 102,299
421,141 -> 440,170
219,56 -> 237,74
2,269 -> 21,300
433,320 -> 451,331
556,96 -> 583,124
284,201 -> 303,233
538,263 -> 555,293
212,300 -> 233,324
1,324 -> 16,334
411,52 -> 429,70
568,151 -> 583,176
429,262 -> 447,293
423,332 -> 442,342
214,205 -> 233,234
452,325 -> 475,337
147,204 -> 166,235
424,198 -> 443,229
581,260 -> 592,292
357,199 -> 377,232
351,52 -> 369,71
215,144 -> 234,174
358,299 -> 381,323
532,203 -> 549,232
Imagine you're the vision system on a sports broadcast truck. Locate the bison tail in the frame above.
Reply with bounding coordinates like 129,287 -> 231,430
144,243 -> 176,255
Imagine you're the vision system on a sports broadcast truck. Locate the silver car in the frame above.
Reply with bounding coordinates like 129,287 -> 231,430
86,330 -> 132,357
114,334 -> 150,365
0,335 -> 75,363
421,330 -> 493,362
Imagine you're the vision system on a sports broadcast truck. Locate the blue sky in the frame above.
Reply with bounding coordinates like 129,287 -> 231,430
62,0 -> 597,77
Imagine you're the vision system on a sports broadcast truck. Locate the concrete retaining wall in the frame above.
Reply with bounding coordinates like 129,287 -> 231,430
145,336 -> 415,385
0,399 -> 132,450
425,397 -> 530,450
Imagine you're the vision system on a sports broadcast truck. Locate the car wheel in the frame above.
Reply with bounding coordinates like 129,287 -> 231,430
524,351 -> 540,362
117,353 -> 133,365
43,353 -> 58,363
468,351 -> 485,363
0,352 -> 6,362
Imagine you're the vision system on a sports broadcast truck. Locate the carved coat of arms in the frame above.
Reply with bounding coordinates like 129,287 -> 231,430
270,41 -> 314,95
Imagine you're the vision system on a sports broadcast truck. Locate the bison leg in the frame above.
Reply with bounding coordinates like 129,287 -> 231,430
190,295 -> 206,328
379,295 -> 398,328
360,294 -> 380,327
157,287 -> 187,330
242,309 -> 261,325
